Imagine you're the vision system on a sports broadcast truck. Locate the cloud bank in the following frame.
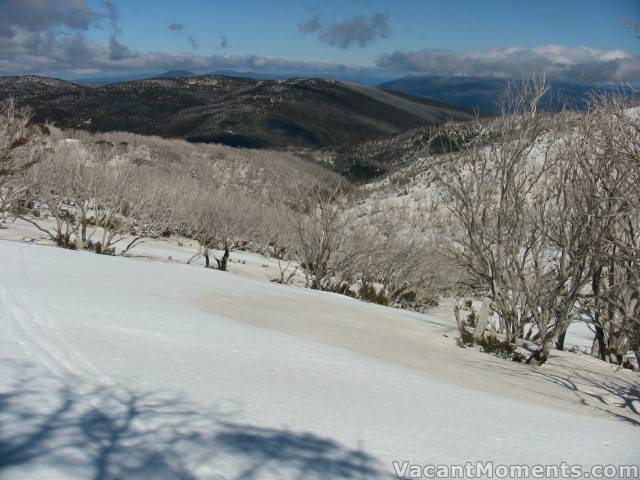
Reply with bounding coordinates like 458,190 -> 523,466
376,46 -> 640,83
0,0 -> 101,33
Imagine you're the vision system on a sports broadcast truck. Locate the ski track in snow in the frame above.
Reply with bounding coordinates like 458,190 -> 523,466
0,240 -> 638,479
1,246 -> 112,384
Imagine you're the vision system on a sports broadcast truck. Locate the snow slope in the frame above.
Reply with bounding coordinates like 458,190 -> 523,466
0,240 -> 638,479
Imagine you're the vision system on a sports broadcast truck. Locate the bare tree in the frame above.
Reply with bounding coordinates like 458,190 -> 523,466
516,130 -> 607,365
186,185 -> 219,268
284,184 -> 350,290
577,94 -> 640,366
0,97 -> 50,222
22,144 -> 86,248
186,184 -> 256,271
120,168 -> 192,255
435,78 -> 551,346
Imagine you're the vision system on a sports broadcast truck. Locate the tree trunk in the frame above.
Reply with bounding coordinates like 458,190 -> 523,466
609,351 -> 623,366
556,331 -> 566,351
216,245 -> 229,271
490,321 -> 498,340
607,329 -> 626,365
515,321 -> 524,340
204,249 -> 210,268
524,323 -> 535,341
590,266 -> 606,361
591,325 -> 607,361
526,337 -> 553,366
473,297 -> 490,342
454,303 -> 465,334
80,220 -> 87,247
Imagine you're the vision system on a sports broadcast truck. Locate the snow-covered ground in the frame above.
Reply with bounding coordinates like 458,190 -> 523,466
1,233 -> 639,479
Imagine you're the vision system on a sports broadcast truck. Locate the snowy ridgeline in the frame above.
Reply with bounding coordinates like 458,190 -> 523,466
0,238 -> 638,480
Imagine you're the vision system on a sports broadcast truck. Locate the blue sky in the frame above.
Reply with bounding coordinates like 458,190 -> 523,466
1,0 -> 639,81
91,0 -> 639,64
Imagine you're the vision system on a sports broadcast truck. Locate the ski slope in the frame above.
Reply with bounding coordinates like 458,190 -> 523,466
0,240 -> 638,479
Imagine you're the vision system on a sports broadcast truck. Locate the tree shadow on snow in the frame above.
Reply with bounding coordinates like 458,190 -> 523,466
526,366 -> 640,427
0,358 -> 390,480
462,357 -> 640,427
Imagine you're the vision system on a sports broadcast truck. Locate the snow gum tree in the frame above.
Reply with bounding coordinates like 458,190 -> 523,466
435,79 -> 551,346
0,97 -> 50,222
575,95 -> 640,367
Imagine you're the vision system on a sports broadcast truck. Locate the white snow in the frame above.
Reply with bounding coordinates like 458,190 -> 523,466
0,239 -> 638,479
625,106 -> 640,120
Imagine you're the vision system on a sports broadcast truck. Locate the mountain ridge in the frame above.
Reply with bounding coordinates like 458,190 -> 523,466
1,74 -> 474,149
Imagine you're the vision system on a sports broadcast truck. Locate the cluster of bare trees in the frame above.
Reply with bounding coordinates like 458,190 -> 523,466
436,80 -> 640,366
0,106 -> 355,278
19,142 -> 186,254
576,95 -> 640,367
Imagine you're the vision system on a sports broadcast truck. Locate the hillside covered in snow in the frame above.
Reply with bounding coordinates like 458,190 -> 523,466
1,237 -> 638,479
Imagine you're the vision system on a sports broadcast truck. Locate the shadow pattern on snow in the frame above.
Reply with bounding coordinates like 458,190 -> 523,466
0,359 -> 389,480
461,356 -> 640,427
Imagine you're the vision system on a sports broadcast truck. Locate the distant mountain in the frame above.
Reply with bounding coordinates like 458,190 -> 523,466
156,70 -> 195,78
73,73 -> 153,85
73,70 -> 286,85
379,76 -> 596,113
1,74 -> 475,149
209,70 -> 399,85
73,70 -> 195,85
210,70 -> 290,81
73,69 -> 399,86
